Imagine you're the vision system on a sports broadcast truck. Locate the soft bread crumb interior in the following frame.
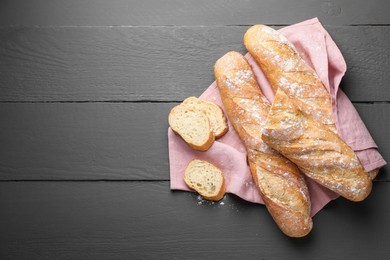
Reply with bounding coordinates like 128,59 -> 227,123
183,97 -> 227,137
184,160 -> 223,197
169,106 -> 211,146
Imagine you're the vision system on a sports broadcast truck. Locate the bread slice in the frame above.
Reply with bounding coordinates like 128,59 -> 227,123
182,97 -> 228,138
184,159 -> 226,201
169,105 -> 214,151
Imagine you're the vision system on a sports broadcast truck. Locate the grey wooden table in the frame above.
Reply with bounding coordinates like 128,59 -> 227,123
1,1 -> 389,259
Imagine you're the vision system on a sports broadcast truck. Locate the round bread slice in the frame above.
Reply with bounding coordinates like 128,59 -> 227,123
168,105 -> 214,151
182,96 -> 228,138
184,159 -> 226,201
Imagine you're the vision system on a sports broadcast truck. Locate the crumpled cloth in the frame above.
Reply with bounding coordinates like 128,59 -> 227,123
168,18 -> 386,216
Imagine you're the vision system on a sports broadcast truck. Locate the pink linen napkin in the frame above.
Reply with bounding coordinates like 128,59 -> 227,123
168,18 -> 386,216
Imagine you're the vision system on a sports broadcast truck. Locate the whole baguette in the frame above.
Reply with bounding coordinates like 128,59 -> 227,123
262,89 -> 372,202
215,51 -> 312,237
244,24 -> 379,180
244,24 -> 336,133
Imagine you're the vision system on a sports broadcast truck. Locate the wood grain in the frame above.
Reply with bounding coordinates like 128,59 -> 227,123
0,103 -> 387,181
0,26 -> 390,102
332,26 -> 390,102
0,181 -> 389,259
1,0 -> 390,26
0,103 -> 172,180
1,1 -> 389,259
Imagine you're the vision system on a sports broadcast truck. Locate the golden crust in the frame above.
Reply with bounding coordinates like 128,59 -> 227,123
262,89 -> 372,202
244,24 -> 373,200
215,51 -> 312,237
205,178 -> 226,201
175,127 -> 214,151
244,24 -> 336,133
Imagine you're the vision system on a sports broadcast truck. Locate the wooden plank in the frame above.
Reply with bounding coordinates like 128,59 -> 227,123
331,26 -> 390,102
0,181 -> 389,259
0,26 -> 243,102
354,103 -> 388,152
354,103 -> 389,181
0,103 -> 388,181
1,0 -> 390,26
1,26 -> 389,102
0,103 -> 172,180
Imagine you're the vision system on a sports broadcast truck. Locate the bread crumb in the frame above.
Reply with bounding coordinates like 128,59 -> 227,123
196,195 -> 204,205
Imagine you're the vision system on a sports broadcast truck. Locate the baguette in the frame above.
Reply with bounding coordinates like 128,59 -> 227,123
244,24 -> 379,180
262,89 -> 372,201
184,159 -> 226,201
215,51 -> 312,237
244,24 -> 336,133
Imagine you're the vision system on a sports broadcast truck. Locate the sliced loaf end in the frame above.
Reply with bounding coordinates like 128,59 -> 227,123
184,159 -> 226,201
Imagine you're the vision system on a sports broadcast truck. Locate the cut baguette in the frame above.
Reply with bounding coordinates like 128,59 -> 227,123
182,96 -> 228,138
169,105 -> 214,151
184,159 -> 226,201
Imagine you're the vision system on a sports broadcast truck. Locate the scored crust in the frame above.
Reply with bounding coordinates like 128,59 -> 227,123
244,24 -> 336,133
262,89 -> 372,202
214,51 -> 312,237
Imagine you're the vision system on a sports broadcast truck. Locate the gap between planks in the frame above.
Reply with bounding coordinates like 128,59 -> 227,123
0,179 -> 388,182
0,179 -> 168,182
0,100 -> 181,104
1,24 -> 390,28
0,101 -> 388,104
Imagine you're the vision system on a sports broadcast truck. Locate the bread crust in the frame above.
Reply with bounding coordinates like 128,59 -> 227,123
244,24 -> 336,133
244,24 -> 373,199
262,89 -> 372,202
215,51 -> 312,237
